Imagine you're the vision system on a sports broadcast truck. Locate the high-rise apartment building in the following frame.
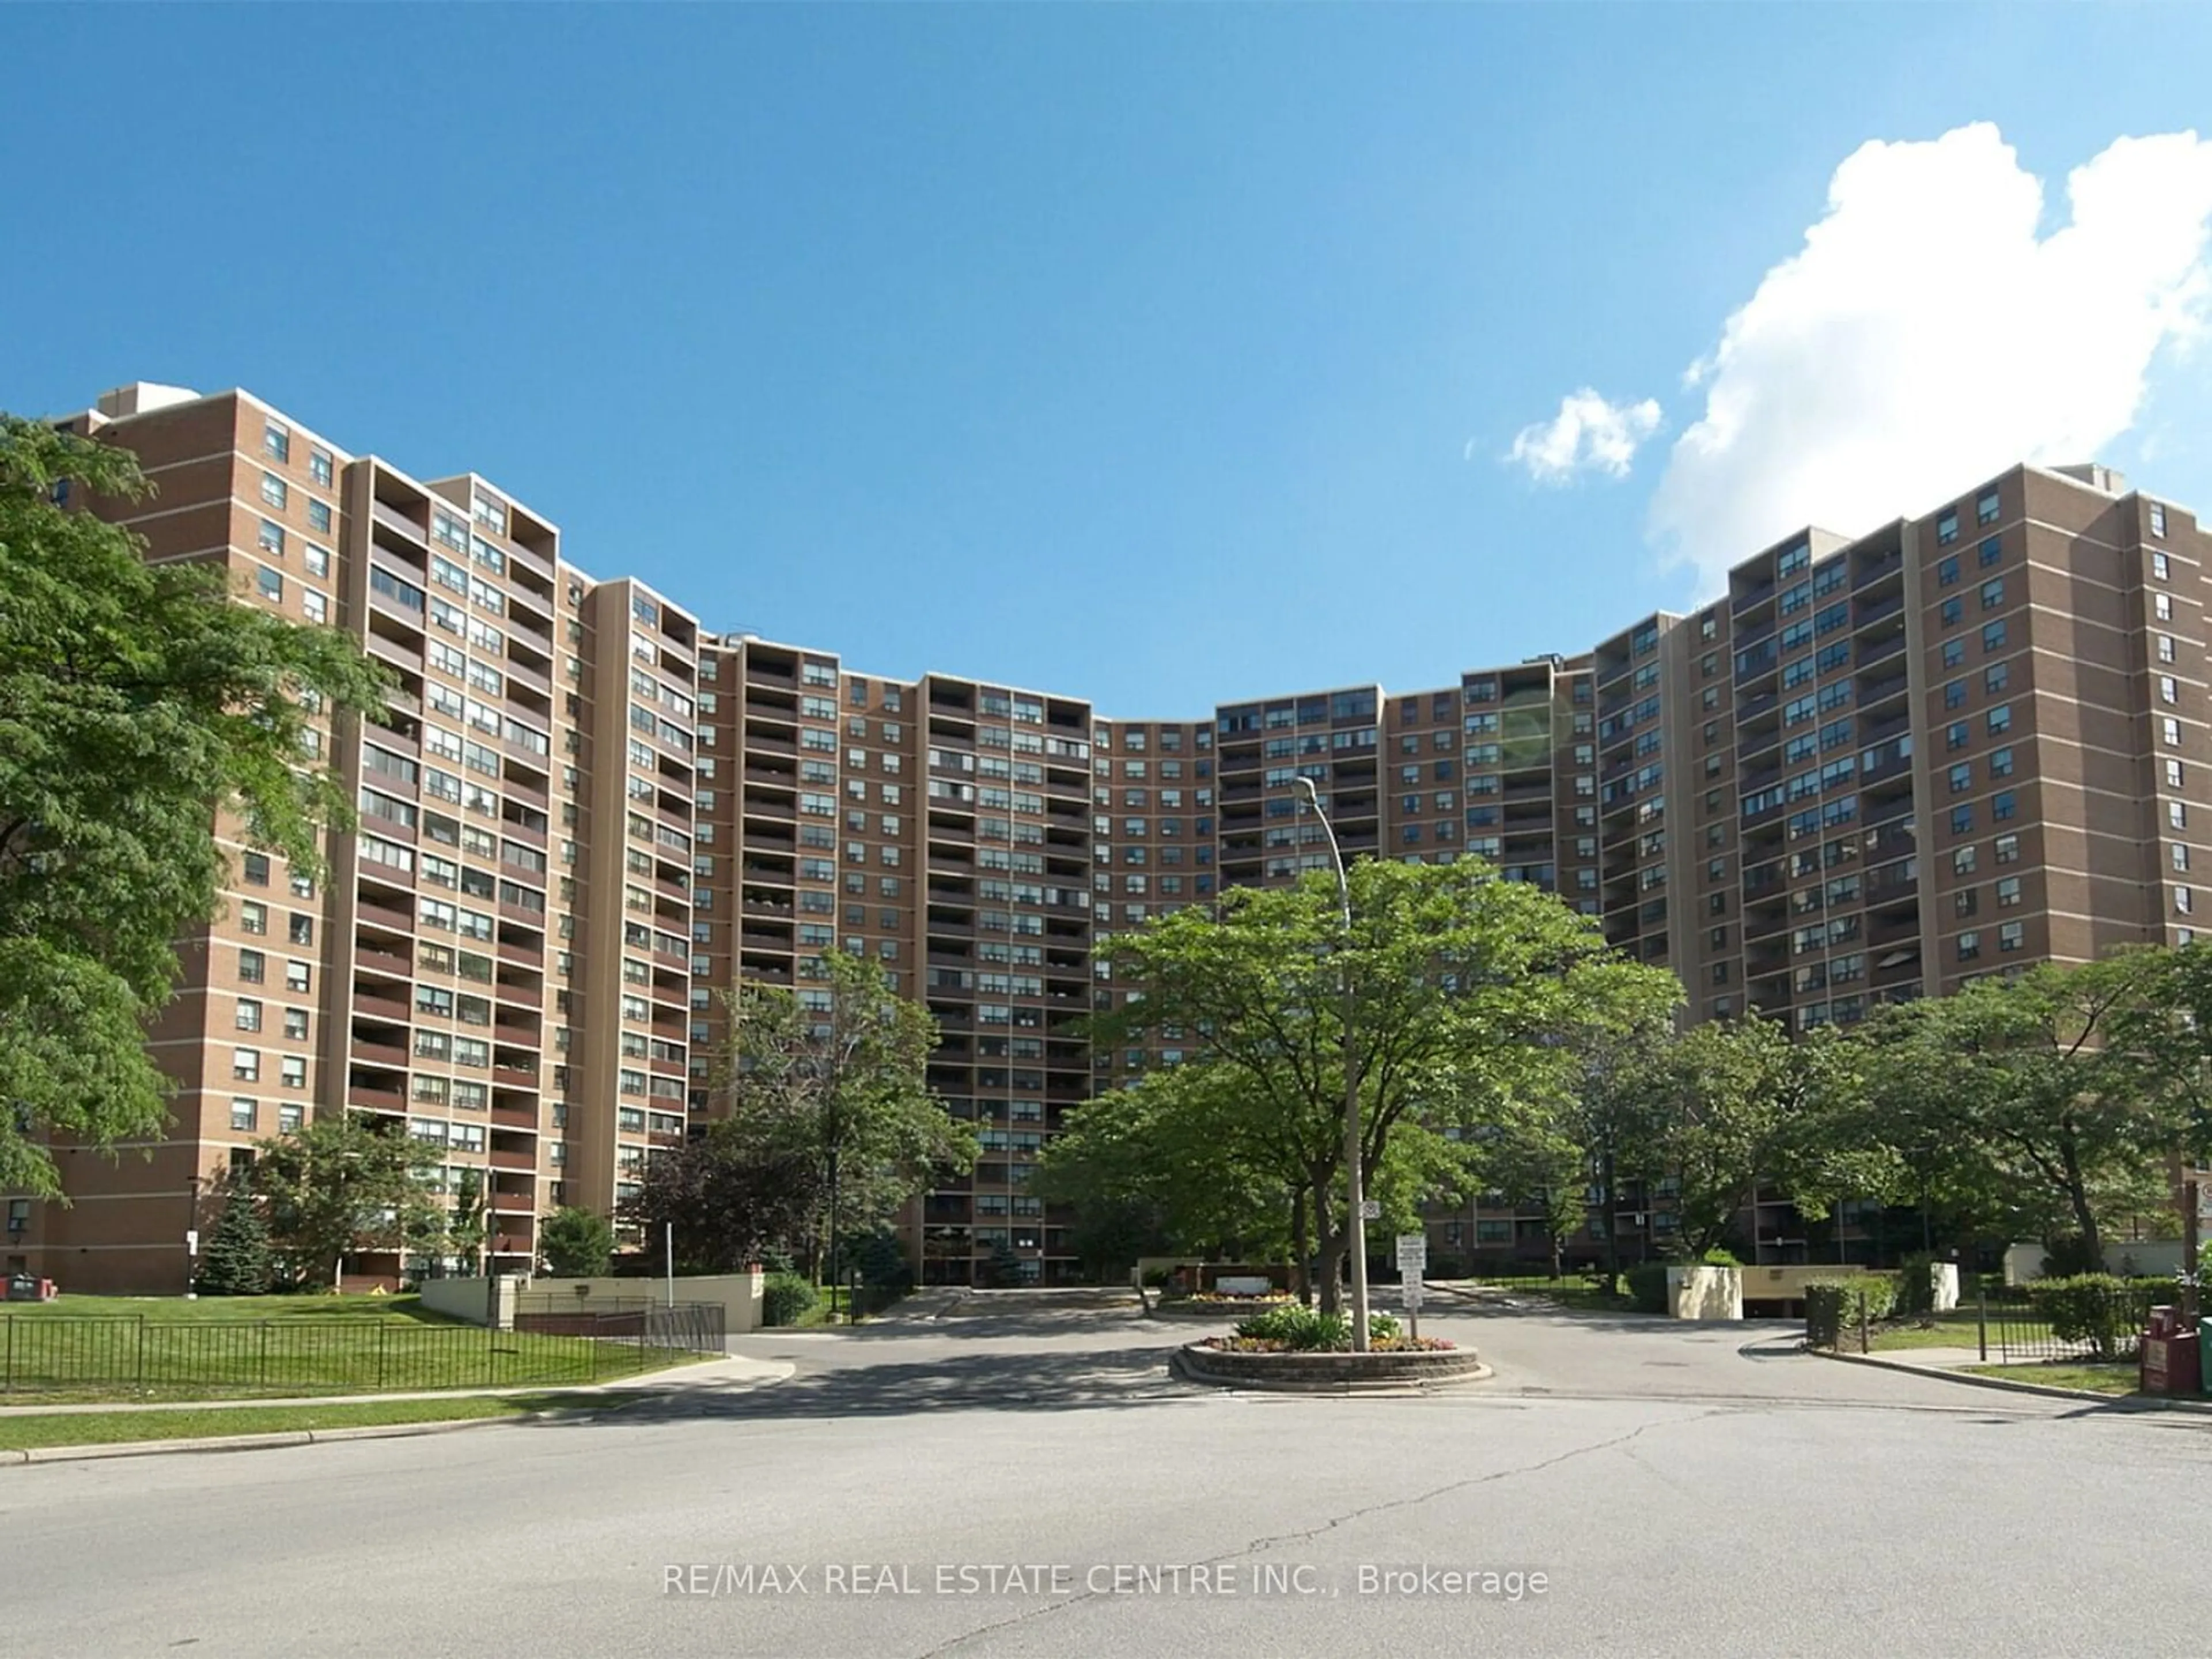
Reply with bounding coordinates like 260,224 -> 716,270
8,380 -> 2205,1289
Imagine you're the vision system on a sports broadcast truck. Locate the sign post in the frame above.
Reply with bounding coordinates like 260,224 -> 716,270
1396,1233 -> 1427,1342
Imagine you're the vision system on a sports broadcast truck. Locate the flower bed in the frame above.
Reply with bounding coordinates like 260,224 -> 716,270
1156,1291 -> 1293,1308
1176,1339 -> 1488,1390
1207,1334 -> 1456,1353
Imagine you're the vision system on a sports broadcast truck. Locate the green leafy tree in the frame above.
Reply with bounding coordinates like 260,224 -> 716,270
0,417 -> 384,1198
194,1192 -> 275,1296
539,1205 -> 616,1277
715,951 -> 975,1285
1095,860 -> 1680,1314
1866,951 -> 2183,1273
245,1114 -> 443,1288
1037,1067 -> 1299,1283
1609,1019 -> 1899,1260
444,1168 -> 488,1277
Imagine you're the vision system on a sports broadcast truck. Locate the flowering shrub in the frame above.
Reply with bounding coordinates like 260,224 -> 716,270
1224,1305 -> 1448,1351
1160,1290 -> 1293,1306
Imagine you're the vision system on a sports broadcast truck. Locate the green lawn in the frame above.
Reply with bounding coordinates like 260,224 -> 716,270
1866,1310 -> 2003,1351
1961,1362 -> 2140,1396
0,1391 -> 635,1452
0,1294 -> 709,1402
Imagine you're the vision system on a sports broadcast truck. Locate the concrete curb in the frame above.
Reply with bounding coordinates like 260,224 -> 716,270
2,1404 -> 613,1467
1812,1344 -> 2212,1412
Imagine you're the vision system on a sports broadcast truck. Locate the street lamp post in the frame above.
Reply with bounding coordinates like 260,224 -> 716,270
1293,777 -> 1370,1353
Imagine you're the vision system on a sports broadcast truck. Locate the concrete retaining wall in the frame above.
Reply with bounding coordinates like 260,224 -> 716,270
416,1274 -> 525,1330
1666,1264 -> 1743,1321
532,1271 -> 763,1335
419,1271 -> 762,1334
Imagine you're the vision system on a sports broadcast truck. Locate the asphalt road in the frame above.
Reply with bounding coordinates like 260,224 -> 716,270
7,1290 -> 2210,1659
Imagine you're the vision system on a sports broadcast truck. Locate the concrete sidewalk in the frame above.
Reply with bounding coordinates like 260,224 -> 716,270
0,1350 -> 790,1418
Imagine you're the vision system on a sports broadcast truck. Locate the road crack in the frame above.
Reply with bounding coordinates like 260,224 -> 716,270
911,1408 -> 1729,1657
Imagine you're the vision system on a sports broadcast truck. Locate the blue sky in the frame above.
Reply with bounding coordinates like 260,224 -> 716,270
7,4 -> 2211,718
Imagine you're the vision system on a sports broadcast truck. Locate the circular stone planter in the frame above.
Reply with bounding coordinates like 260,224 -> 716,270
1174,1341 -> 1490,1393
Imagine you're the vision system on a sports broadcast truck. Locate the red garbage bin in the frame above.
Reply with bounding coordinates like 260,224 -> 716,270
2142,1306 -> 2202,1395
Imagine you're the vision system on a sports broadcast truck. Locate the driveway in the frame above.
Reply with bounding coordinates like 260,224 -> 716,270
7,1290 -> 2208,1659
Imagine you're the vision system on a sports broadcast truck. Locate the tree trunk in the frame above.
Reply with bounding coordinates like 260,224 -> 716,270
2059,1134 -> 2103,1274
1309,1161 -> 1346,1315
1290,1185 -> 1311,1306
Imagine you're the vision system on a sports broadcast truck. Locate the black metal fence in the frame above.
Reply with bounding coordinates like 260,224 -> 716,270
0,1307 -> 724,1397
1987,1284 -> 2161,1364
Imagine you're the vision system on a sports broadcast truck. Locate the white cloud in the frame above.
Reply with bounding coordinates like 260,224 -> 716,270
1504,389 -> 1662,484
1649,123 -> 2212,591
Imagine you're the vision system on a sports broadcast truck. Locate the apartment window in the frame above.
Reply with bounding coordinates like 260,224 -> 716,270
309,449 -> 332,487
260,471 -> 287,510
1937,510 -> 1959,546
301,589 -> 327,625
231,1099 -> 258,1132
289,913 -> 314,946
1950,805 -> 1974,835
2181,888 -> 2197,916
1984,662 -> 2009,695
284,1008 -> 309,1040
257,519 -> 285,559
2151,503 -> 2169,539
2173,801 -> 2190,831
235,998 -> 262,1032
1955,889 -> 1978,919
286,960 -> 311,993
2170,760 -> 2188,790
278,1104 -> 304,1135
2161,635 -> 2177,665
280,1056 -> 306,1089
1940,598 -> 1963,628
1997,876 -> 2022,906
1976,488 -> 2001,527
237,948 -> 265,984
1952,846 -> 1976,875
2164,717 -> 2184,748
1944,680 -> 1966,710
1948,763 -> 1971,794
1946,721 -> 1969,751
238,901 -> 267,935
2175,843 -> 2192,873
1999,921 -> 2024,952
1981,620 -> 2006,653
1994,834 -> 2020,864
1978,535 -> 2003,569
1937,555 -> 1960,588
1957,930 -> 1980,961
1991,791 -> 2016,821
306,498 -> 332,535
257,566 -> 283,605
263,419 -> 290,462
1987,704 -> 2012,736
1980,578 -> 2004,611
232,1047 -> 260,1082
2153,551 -> 2172,583
1942,639 -> 1964,669
2157,593 -> 2173,622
